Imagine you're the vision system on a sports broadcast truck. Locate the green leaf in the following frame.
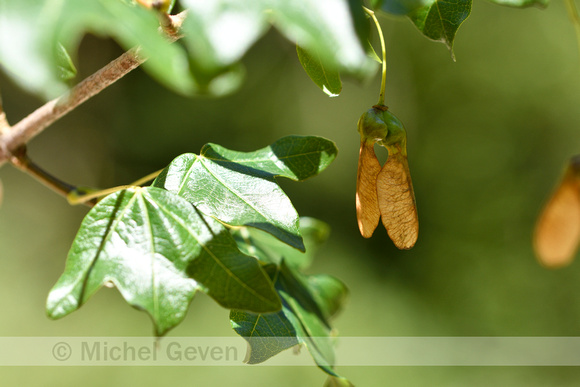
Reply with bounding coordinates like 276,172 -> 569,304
486,0 -> 548,8
306,274 -> 349,321
231,261 -> 349,380
0,0 -> 377,99
56,43 -> 77,80
153,136 -> 338,251
178,0 -> 269,95
348,0 -> 372,44
230,308 -> 300,364
366,40 -> 383,63
46,187 -> 280,336
234,217 -> 331,271
297,45 -> 342,97
407,0 -> 472,56
270,0 -> 375,78
230,265 -> 300,364
0,0 -> 194,99
202,135 -> 338,181
180,0 -> 375,94
276,262 -> 337,375
375,0 -> 431,15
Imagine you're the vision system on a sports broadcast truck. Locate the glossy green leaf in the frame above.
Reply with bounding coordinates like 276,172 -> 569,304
231,261 -> 349,380
231,264 -> 300,364
234,217 -> 331,271
153,155 -> 303,251
46,187 -> 280,336
201,135 -> 338,181
487,0 -> 548,8
0,0 -> 194,99
408,0 -> 472,55
373,0 -> 472,55
153,136 -> 338,251
297,45 -> 342,97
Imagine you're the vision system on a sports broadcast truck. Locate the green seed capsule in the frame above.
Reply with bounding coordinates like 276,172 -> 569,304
357,107 -> 388,142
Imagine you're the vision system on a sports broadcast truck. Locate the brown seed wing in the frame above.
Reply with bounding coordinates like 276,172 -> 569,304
534,169 -> 580,268
376,151 -> 419,249
356,141 -> 381,238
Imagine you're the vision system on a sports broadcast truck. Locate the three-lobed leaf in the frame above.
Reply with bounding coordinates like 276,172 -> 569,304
153,136 -> 338,252
46,187 -> 280,336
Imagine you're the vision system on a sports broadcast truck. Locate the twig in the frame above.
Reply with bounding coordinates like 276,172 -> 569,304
0,49 -> 144,167
8,145 -> 96,206
0,12 -> 186,166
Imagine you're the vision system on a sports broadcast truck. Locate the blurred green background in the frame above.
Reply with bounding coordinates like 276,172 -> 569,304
2,1 -> 580,385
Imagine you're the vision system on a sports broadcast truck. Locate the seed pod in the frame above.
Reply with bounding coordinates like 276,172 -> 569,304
356,108 -> 388,238
534,156 -> 580,268
357,107 -> 388,141
355,105 -> 419,248
356,140 -> 381,238
377,145 -> 419,249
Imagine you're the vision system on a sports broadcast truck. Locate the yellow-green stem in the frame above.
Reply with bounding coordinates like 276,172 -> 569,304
67,169 -> 163,205
363,6 -> 387,106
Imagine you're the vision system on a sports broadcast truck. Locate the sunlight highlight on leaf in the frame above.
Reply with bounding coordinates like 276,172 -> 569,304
46,187 -> 280,336
297,45 -> 342,97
